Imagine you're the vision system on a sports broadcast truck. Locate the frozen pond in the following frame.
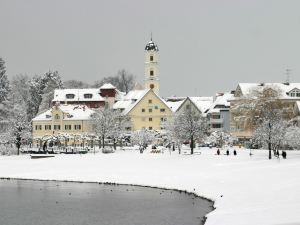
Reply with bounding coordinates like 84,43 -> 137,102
0,179 -> 213,225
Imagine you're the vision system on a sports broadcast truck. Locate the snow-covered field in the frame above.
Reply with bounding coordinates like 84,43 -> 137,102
0,148 -> 300,225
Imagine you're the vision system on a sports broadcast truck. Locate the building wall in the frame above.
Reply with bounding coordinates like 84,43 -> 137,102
128,91 -> 172,131
32,108 -> 93,145
144,51 -> 159,94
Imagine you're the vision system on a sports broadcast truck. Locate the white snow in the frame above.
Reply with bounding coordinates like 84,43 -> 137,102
100,83 -> 116,89
0,148 -> 300,225
32,105 -> 94,121
237,83 -> 300,99
53,88 -> 104,102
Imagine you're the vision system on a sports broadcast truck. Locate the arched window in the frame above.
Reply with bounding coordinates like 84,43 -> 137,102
150,70 -> 154,76
150,84 -> 155,89
55,114 -> 60,120
150,55 -> 154,61
288,89 -> 300,97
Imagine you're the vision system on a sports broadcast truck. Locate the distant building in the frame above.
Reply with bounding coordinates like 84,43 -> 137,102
206,92 -> 233,133
52,83 -> 124,109
32,104 -> 94,145
230,83 -> 300,140
114,89 -> 173,131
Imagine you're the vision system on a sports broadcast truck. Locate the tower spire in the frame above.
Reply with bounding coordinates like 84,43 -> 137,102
150,32 -> 152,41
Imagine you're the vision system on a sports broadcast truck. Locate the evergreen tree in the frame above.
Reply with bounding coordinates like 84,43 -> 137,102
0,58 -> 10,103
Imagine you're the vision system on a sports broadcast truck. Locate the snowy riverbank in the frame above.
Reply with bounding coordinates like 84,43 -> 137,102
0,148 -> 300,225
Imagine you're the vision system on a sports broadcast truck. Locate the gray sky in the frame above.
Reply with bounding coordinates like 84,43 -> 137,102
1,0 -> 300,97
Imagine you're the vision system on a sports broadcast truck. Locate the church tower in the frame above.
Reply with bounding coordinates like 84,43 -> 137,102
144,37 -> 160,95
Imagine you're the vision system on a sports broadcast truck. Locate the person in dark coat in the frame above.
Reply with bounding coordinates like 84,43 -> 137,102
282,151 -> 287,159
42,142 -> 47,152
217,149 -> 220,155
226,150 -> 229,156
233,150 -> 237,156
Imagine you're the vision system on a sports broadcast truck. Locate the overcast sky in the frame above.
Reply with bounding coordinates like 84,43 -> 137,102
1,0 -> 300,97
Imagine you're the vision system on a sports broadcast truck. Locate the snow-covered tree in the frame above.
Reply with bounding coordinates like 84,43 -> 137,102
91,107 -> 129,148
109,110 -> 131,149
207,131 -> 233,148
252,110 -> 288,159
166,107 -> 209,154
39,70 -> 64,112
9,106 -> 31,155
27,75 -> 44,121
231,85 -> 293,132
131,129 -> 155,150
284,126 -> 300,150
0,57 -> 10,103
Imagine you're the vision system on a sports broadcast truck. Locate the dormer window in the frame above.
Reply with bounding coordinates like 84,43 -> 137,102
288,88 -> 300,97
66,94 -> 75,99
84,93 -> 93,99
55,114 -> 60,120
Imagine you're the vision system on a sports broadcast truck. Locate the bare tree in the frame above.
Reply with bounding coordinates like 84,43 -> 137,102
93,69 -> 135,93
64,80 -> 90,88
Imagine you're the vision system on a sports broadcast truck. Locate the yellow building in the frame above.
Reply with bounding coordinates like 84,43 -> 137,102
114,89 -> 172,131
32,104 -> 94,146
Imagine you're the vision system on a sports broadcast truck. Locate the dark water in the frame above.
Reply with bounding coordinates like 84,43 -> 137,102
0,180 -> 213,225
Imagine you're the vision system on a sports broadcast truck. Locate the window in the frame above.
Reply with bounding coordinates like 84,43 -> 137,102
45,125 -> 51,130
54,114 -> 60,120
74,125 -> 81,130
186,105 -> 190,110
212,124 -> 222,128
65,125 -> 71,130
149,108 -> 152,113
150,70 -> 154,76
288,89 -> 300,97
148,99 -> 152,104
150,55 -> 153,61
150,84 -> 155,89
149,118 -> 153,122
155,106 -> 158,109
212,114 -> 221,119
54,125 -> 61,130
35,125 -> 42,130
66,94 -> 75,99
149,127 -> 153,130
160,108 -> 165,112
142,108 -> 145,112
84,93 -> 93,99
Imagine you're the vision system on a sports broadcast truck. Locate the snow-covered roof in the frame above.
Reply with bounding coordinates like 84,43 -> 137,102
53,89 -> 104,102
237,83 -> 300,99
166,100 -> 185,112
189,97 -> 214,113
100,83 -> 116,89
207,92 -> 233,114
114,90 -> 149,115
113,89 -> 171,115
32,105 -> 95,121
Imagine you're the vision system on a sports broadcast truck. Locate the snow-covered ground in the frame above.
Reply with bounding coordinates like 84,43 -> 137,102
0,148 -> 300,225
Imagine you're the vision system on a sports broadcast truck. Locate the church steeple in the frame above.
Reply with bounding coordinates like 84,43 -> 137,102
144,37 -> 159,94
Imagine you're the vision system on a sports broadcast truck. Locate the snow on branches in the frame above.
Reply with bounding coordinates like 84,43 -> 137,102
165,106 -> 208,154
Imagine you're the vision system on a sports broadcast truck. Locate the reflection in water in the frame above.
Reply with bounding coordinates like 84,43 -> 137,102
0,180 -> 213,225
